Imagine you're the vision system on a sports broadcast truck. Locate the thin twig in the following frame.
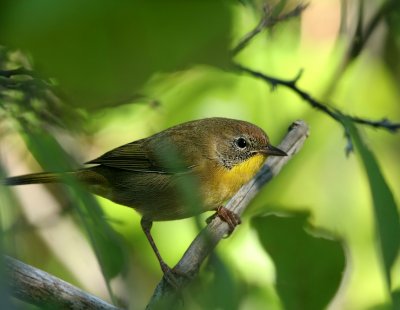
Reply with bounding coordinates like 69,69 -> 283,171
231,3 -> 309,56
3,255 -> 121,310
233,63 -> 400,153
349,0 -> 397,60
146,120 -> 310,309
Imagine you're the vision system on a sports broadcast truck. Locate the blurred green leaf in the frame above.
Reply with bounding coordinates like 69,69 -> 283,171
187,253 -> 239,310
384,1 -> 400,83
349,122 -> 400,289
0,0 -> 231,109
0,166 -> 16,309
200,254 -> 239,310
392,289 -> 400,309
19,127 -> 127,293
20,129 -> 75,173
68,187 -> 127,280
252,212 -> 346,310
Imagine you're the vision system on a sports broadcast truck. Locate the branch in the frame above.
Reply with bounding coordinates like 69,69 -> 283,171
146,120 -> 309,309
325,0 -> 397,97
3,255 -> 121,310
349,0 -> 397,61
231,3 -> 309,56
234,63 -> 400,154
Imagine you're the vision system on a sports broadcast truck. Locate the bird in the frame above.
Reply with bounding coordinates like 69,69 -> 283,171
3,117 -> 287,276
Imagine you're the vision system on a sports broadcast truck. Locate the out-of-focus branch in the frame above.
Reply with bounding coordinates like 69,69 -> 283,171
325,0 -> 397,97
146,120 -> 309,309
231,3 -> 309,56
231,1 -> 400,154
234,63 -> 400,154
349,0 -> 396,61
3,255 -> 121,309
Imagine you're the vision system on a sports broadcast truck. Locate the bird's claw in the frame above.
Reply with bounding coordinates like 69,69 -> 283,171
206,206 -> 241,238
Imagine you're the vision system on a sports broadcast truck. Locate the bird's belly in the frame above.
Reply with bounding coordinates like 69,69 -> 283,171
83,167 -> 207,221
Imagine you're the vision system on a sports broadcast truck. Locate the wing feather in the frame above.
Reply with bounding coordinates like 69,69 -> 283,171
86,140 -> 191,174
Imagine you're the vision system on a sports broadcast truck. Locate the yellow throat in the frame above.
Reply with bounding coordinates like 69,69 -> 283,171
204,153 -> 267,206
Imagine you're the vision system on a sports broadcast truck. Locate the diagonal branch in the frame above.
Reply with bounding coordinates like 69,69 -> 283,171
146,120 -> 309,309
3,255 -> 121,310
231,3 -> 309,56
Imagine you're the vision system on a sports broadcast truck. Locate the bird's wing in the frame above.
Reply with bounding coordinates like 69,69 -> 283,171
85,140 -> 192,174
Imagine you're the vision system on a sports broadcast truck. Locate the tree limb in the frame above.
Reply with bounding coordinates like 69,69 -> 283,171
230,2 -> 400,155
3,255 -> 121,310
233,63 -> 400,154
146,120 -> 309,309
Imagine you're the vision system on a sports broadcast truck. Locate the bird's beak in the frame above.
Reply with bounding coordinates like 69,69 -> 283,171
260,144 -> 287,156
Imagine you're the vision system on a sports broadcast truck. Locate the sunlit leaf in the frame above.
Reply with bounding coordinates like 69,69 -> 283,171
252,212 -> 346,310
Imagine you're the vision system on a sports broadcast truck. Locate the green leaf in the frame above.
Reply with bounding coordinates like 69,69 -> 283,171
384,1 -> 400,84
349,122 -> 400,288
0,166 -> 18,309
392,289 -> 400,309
252,212 -> 346,310
197,254 -> 239,310
19,127 -> 127,296
0,0 -> 232,109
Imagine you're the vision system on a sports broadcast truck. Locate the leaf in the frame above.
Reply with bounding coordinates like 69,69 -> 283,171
20,128 -> 127,290
252,212 -> 346,310
383,1 -> 400,83
392,289 -> 400,309
349,122 -> 400,288
0,0 -> 232,109
197,254 -> 239,310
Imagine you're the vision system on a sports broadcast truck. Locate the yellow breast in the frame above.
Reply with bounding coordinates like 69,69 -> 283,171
201,153 -> 267,207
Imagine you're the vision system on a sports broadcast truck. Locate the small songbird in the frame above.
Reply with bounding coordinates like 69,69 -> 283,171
3,117 -> 287,275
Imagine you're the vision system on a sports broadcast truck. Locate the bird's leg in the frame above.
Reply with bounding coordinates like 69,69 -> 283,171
206,206 -> 242,236
140,218 -> 182,289
140,218 -> 172,275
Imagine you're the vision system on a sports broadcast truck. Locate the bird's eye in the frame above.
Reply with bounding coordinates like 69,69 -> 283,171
236,137 -> 247,149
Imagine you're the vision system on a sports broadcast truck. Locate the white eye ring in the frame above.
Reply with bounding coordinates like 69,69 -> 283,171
236,137 -> 247,149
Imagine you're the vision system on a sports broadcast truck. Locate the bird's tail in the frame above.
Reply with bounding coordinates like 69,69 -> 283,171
2,172 -> 66,186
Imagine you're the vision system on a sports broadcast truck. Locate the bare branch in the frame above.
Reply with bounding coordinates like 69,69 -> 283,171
233,63 -> 400,153
231,3 -> 309,56
3,255 -> 121,310
146,120 -> 310,309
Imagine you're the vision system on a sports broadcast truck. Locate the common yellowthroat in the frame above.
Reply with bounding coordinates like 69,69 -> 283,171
3,117 -> 286,275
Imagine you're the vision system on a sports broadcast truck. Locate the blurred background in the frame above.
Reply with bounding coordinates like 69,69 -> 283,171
0,0 -> 399,309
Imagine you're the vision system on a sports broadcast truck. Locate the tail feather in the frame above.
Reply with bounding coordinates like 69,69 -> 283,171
2,172 -> 62,186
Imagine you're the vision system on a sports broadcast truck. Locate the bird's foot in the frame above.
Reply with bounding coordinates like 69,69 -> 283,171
206,206 -> 241,237
160,262 -> 180,289
161,262 -> 190,291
